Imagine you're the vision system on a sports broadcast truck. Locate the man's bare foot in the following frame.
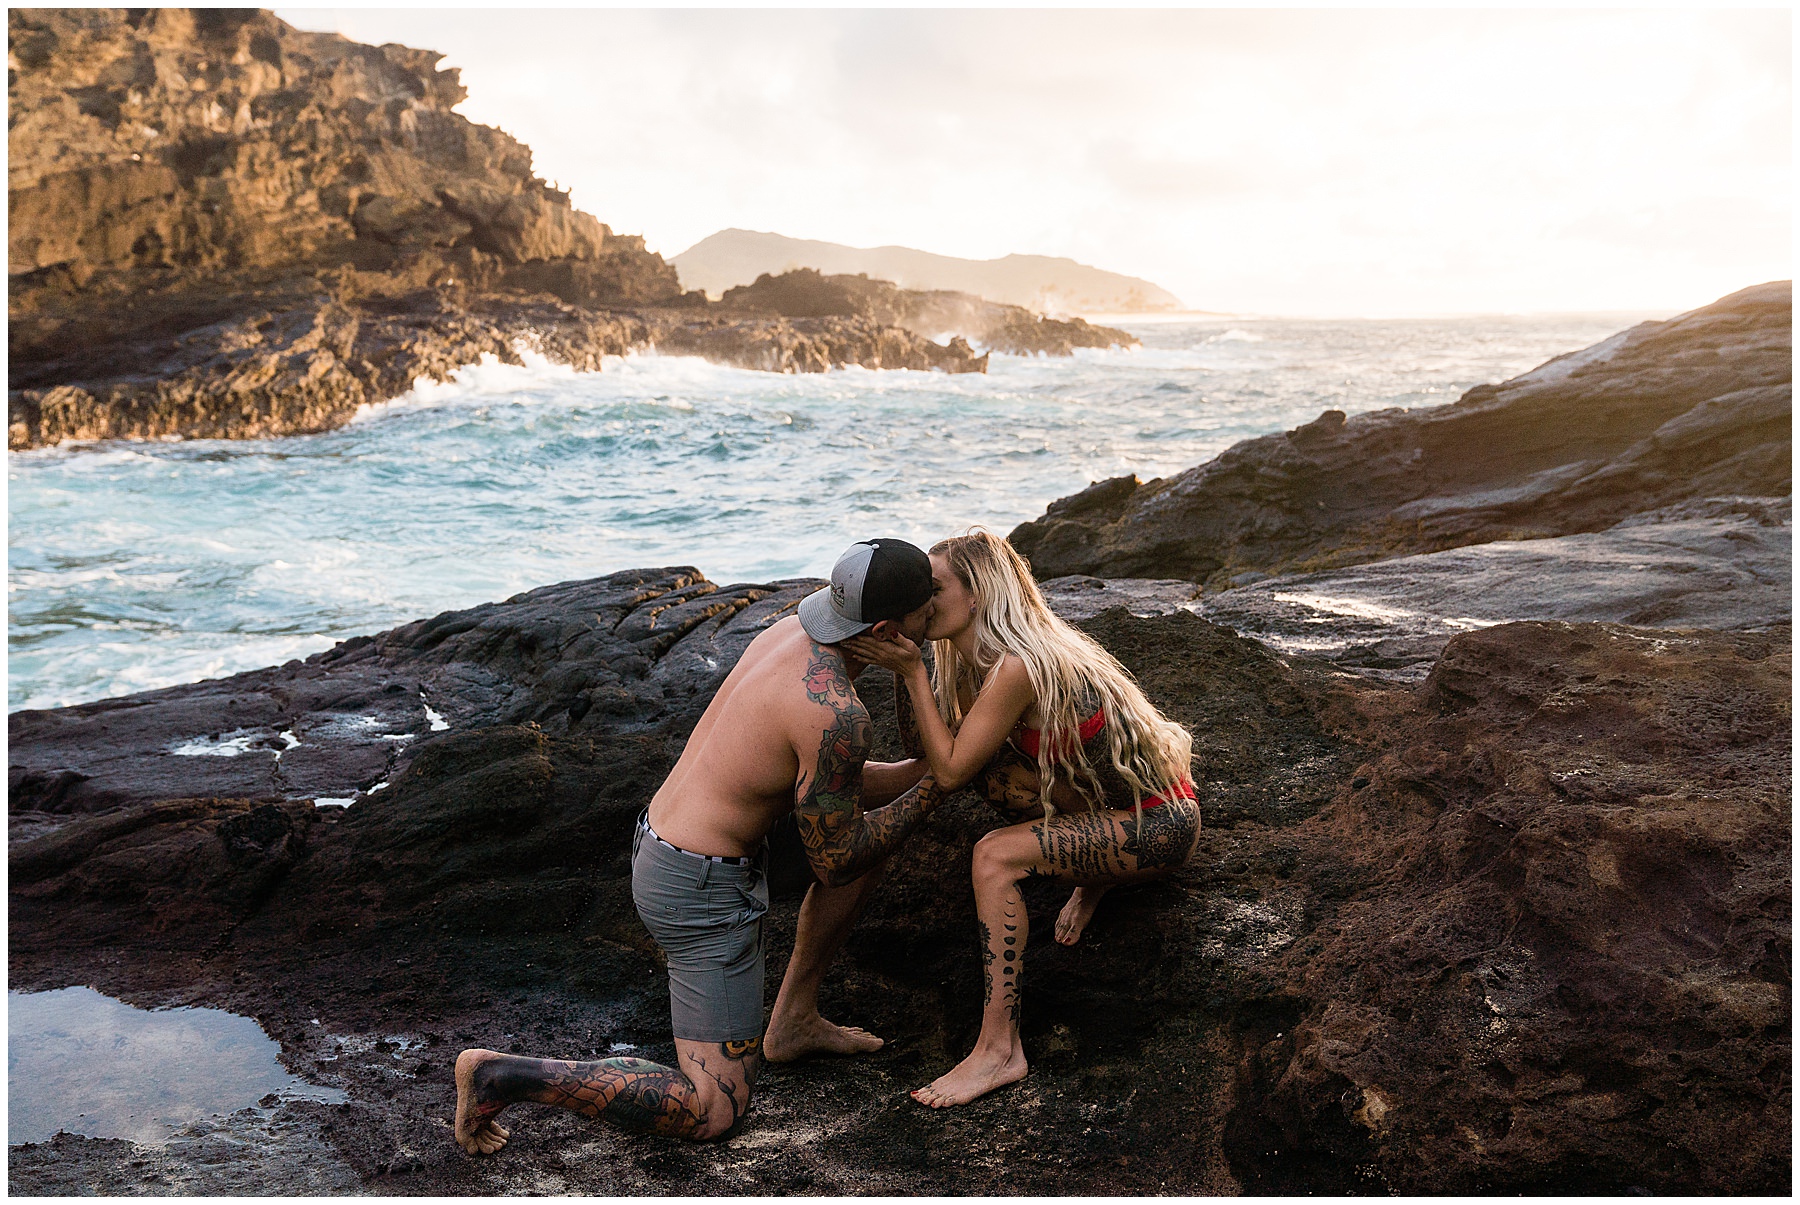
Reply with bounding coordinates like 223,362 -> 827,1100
763,1012 -> 884,1063
454,1049 -> 513,1155
910,1044 -> 1028,1108
1054,884 -> 1112,945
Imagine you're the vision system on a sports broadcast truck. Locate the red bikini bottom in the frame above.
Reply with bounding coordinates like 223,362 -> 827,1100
1137,779 -> 1197,810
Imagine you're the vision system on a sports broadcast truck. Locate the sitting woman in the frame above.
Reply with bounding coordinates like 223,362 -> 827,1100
844,529 -> 1200,1109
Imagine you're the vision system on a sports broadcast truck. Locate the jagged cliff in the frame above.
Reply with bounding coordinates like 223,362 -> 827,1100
7,9 -> 1094,450
7,10 -> 681,314
6,8 -> 690,448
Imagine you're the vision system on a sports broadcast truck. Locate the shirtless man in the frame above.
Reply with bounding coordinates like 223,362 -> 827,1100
453,539 -> 943,1149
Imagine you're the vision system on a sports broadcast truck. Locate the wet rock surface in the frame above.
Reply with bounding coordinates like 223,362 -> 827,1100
1011,282 -> 1792,588
10,572 -> 1789,1193
8,568 -> 819,818
1200,495 -> 1792,680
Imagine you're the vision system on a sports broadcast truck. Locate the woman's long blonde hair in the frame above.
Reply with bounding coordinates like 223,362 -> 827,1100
928,529 -> 1194,820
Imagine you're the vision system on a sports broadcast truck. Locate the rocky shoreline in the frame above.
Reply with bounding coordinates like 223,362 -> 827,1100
7,9 -> 1133,451
9,286 -> 1792,1193
6,7 -> 1789,1196
1011,281 -> 1791,589
9,570 -> 1789,1194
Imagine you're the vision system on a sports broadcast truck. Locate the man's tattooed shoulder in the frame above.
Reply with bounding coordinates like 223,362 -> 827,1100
802,642 -> 857,708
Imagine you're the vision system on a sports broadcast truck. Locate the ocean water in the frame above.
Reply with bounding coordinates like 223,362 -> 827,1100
9,313 -> 1658,712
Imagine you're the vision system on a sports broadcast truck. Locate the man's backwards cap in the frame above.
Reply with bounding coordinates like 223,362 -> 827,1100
797,538 -> 934,644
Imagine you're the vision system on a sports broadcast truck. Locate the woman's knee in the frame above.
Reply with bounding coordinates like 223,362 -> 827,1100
971,829 -> 1030,885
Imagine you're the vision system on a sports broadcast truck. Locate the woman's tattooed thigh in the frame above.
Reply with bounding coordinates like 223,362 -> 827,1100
1121,803 -> 1199,872
1031,810 -> 1126,880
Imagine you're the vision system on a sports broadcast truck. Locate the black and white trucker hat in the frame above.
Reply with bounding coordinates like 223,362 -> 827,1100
797,539 -> 934,644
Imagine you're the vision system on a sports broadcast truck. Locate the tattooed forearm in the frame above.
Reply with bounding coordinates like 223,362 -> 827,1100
796,777 -> 945,887
894,668 -> 925,759
796,641 -> 944,886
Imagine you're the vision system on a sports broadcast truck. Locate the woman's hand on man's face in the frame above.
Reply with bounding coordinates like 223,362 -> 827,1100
843,632 -> 923,674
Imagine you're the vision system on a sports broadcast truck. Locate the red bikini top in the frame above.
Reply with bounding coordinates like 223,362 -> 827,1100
1013,708 -> 1197,809
1013,709 -> 1107,762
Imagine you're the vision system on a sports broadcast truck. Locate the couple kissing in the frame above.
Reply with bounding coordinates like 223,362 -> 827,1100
454,529 -> 1201,1151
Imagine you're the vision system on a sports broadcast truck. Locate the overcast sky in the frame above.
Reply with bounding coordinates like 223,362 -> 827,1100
277,7 -> 1791,317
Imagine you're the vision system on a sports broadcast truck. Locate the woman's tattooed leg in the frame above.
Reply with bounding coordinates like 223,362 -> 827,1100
912,801 -> 1200,1109
454,1036 -> 763,1151
912,838 -> 1032,1109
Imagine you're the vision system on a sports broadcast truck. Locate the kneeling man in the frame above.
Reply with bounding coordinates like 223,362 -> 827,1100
454,539 -> 943,1149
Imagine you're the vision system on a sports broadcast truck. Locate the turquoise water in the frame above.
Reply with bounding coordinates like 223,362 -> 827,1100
8,986 -> 347,1145
8,314 -> 1658,711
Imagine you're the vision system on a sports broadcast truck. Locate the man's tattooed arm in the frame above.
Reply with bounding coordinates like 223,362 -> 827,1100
893,667 -> 925,759
795,642 -> 945,887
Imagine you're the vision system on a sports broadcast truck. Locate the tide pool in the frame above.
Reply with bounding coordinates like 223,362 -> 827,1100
8,986 -> 347,1146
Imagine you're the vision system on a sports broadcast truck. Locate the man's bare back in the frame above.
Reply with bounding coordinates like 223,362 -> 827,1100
451,539 -> 940,1152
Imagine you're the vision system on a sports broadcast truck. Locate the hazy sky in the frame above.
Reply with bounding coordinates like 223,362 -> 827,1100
277,7 -> 1791,317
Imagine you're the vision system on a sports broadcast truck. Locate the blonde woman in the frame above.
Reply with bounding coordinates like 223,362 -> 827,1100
843,529 -> 1200,1108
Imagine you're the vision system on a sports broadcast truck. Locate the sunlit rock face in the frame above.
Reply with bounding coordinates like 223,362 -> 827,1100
6,11 -> 1012,449
6,8 -> 687,449
5,10 -> 630,292
1010,281 -> 1792,588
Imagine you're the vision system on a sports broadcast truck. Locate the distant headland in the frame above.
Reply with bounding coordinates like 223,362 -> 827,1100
672,228 -> 1186,313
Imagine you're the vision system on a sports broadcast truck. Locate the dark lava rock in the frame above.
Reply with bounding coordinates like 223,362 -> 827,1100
9,570 -> 1789,1193
8,568 -> 818,817
1010,282 -> 1792,588
1199,495 -> 1792,680
1216,621 -> 1791,1195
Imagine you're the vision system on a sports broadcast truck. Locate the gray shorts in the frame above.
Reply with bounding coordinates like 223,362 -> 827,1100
631,812 -> 770,1043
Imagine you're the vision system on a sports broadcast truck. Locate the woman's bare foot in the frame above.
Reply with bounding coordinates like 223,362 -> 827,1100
763,1012 -> 884,1063
910,1043 -> 1029,1108
1054,884 -> 1112,945
453,1049 -> 514,1155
